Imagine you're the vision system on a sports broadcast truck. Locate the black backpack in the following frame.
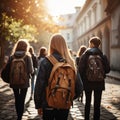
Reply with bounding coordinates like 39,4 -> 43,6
1,59 -> 10,83
86,55 -> 105,82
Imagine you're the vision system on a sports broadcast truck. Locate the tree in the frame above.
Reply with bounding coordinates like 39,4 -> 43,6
0,13 -> 38,43
0,0 -> 62,68
0,0 -> 62,33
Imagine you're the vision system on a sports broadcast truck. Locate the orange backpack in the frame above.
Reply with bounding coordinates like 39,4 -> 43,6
46,55 -> 76,109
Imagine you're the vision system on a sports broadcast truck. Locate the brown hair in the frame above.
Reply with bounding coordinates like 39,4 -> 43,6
29,46 -> 34,55
38,46 -> 47,58
77,45 -> 87,57
11,39 -> 30,55
89,36 -> 101,47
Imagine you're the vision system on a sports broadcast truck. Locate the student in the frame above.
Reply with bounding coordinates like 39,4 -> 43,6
78,36 -> 110,120
29,46 -> 38,99
76,45 -> 87,68
34,33 -> 83,120
75,45 -> 87,102
8,39 -> 33,120
37,46 -> 47,73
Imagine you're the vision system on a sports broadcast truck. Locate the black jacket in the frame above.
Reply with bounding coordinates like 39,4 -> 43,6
31,54 -> 38,69
34,52 -> 83,109
78,47 -> 110,91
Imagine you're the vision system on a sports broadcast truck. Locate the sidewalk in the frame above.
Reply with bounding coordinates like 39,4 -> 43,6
0,73 -> 120,120
107,70 -> 120,80
0,77 -> 39,120
70,77 -> 120,120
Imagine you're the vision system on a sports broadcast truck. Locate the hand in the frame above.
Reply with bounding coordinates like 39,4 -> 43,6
38,108 -> 43,115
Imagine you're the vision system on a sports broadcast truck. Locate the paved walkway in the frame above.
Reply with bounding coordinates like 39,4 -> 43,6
0,77 -> 120,120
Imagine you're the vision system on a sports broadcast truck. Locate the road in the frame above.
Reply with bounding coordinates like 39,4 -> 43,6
0,77 -> 120,120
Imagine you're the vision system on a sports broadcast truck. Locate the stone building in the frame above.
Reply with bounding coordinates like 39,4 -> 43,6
59,12 -> 78,49
72,0 -> 120,71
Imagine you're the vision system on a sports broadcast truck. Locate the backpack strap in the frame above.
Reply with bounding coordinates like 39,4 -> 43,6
46,55 -> 59,65
46,55 -> 65,84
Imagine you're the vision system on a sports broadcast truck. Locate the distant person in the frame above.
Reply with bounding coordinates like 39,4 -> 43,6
76,45 -> 87,68
37,46 -> 47,73
4,39 -> 34,120
76,45 -> 87,102
34,33 -> 83,120
29,46 -> 38,99
79,36 -> 110,120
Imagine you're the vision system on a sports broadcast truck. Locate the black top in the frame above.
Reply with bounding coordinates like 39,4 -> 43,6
78,47 -> 110,91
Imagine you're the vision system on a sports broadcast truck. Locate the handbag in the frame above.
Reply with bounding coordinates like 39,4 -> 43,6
1,59 -> 10,83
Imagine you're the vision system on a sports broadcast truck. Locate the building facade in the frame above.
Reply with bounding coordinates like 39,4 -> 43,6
58,8 -> 80,49
72,0 -> 120,71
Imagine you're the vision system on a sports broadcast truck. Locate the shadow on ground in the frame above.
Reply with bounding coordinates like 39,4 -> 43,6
0,81 -> 17,120
68,100 -> 117,120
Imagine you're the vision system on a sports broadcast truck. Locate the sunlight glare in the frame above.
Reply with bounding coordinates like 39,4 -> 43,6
45,0 -> 85,16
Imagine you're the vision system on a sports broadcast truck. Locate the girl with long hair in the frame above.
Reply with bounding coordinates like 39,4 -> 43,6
9,39 -> 33,120
34,33 -> 82,120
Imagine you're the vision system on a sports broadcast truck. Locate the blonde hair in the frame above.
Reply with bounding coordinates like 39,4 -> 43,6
48,33 -> 75,70
11,39 -> 30,55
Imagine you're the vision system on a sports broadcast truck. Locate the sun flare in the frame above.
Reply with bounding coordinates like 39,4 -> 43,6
45,0 -> 85,16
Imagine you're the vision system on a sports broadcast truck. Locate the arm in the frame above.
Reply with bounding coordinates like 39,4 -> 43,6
78,54 -> 87,80
27,56 -> 34,74
102,55 -> 110,74
74,71 -> 83,99
34,59 -> 51,109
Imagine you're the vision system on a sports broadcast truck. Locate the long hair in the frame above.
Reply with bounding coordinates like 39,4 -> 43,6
11,39 -> 30,55
48,33 -> 75,69
29,46 -> 34,55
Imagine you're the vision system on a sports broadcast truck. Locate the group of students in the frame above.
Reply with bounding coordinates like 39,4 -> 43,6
1,33 -> 110,120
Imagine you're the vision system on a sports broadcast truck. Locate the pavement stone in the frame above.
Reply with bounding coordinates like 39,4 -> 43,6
0,77 -> 120,120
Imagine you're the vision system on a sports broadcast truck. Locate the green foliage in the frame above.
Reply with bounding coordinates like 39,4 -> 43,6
0,13 -> 38,43
0,0 -> 62,33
